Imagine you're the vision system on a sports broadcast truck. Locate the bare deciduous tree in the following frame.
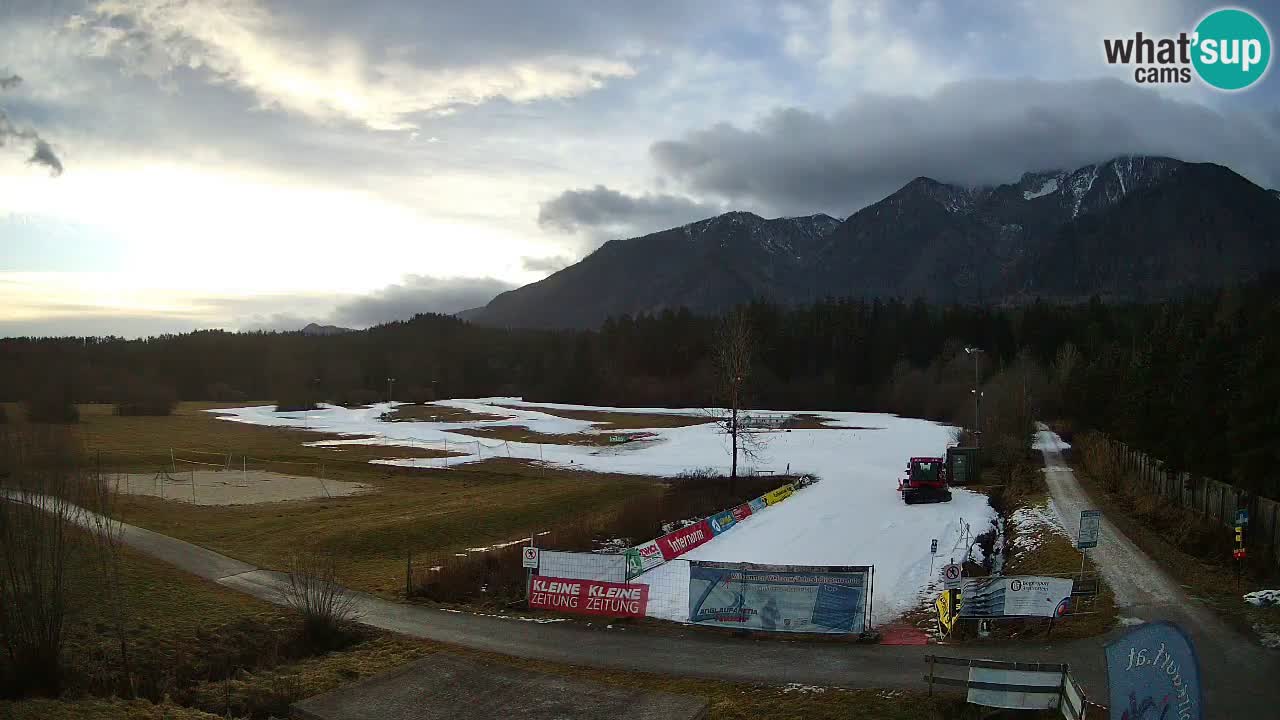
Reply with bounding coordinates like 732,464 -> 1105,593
707,309 -> 768,493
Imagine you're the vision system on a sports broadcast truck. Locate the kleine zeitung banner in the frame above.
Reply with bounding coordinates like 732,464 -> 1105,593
528,576 -> 649,617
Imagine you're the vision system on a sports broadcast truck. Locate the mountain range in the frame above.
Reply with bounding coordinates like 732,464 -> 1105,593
466,156 -> 1280,329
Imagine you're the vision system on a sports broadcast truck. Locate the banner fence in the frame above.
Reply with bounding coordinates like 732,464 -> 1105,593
687,561 -> 873,635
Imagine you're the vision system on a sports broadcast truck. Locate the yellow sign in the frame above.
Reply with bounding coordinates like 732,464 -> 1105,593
936,589 -> 962,634
763,484 -> 795,506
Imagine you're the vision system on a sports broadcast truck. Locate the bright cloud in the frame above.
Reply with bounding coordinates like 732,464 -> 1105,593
83,0 -> 635,130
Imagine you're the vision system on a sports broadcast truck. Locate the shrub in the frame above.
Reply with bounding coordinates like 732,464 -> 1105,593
22,384 -> 78,424
114,378 -> 177,416
279,551 -> 357,651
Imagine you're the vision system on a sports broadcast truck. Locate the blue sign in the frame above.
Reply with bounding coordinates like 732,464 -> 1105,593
1236,508 -> 1249,526
709,510 -> 737,535
748,497 -> 768,513
687,561 -> 869,634
1105,622 -> 1202,720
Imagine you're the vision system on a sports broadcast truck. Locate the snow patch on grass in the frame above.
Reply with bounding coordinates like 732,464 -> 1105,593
1244,589 -> 1280,607
1010,500 -> 1070,556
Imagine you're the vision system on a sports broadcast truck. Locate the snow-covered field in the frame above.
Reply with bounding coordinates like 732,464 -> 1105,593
210,399 -> 996,624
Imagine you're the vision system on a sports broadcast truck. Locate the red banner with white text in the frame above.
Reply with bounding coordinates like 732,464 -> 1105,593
656,519 -> 714,560
529,576 -> 649,617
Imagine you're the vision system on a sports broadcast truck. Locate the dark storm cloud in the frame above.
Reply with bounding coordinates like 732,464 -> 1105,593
538,184 -> 721,245
330,275 -> 515,326
27,139 -> 63,176
648,77 -> 1280,216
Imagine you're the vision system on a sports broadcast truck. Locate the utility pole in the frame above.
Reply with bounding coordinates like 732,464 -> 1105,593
387,376 -> 396,404
965,347 -> 984,445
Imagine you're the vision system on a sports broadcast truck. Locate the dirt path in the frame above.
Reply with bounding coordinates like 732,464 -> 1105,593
1035,423 -> 1280,716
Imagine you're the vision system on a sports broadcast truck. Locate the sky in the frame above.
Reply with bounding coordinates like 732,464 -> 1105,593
2,0 -> 1279,337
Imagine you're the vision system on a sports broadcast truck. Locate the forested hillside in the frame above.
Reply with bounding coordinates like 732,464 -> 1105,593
2,278 -> 1277,496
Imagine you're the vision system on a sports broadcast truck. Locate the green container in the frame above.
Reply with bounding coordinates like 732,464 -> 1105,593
947,446 -> 981,485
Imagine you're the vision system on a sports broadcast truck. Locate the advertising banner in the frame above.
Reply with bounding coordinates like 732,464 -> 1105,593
529,576 -> 649,618
688,561 -> 869,634
625,540 -> 664,578
709,509 -> 738,535
762,484 -> 795,506
657,519 -> 713,560
966,668 -> 1063,711
935,588 -> 960,634
748,496 -> 768,513
730,503 -> 753,522
1105,622 -> 1202,720
538,550 -> 627,584
959,576 -> 1073,618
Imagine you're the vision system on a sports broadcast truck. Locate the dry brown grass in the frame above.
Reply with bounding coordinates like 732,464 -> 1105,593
380,404 -> 511,423
4,402 -> 666,598
448,425 -> 616,446
1070,451 -> 1280,642
492,403 -> 710,429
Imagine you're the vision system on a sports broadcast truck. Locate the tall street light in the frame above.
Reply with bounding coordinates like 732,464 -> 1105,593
387,377 -> 396,405
964,347 -> 984,445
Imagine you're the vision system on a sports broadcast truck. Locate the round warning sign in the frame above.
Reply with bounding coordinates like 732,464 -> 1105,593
943,563 -> 962,588
521,546 -> 540,569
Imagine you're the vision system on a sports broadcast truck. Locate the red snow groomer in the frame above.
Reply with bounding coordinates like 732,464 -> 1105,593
898,456 -> 952,505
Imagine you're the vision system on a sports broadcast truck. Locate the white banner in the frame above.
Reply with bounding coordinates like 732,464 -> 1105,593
967,668 -> 1063,710
538,551 -> 627,584
960,576 -> 1074,618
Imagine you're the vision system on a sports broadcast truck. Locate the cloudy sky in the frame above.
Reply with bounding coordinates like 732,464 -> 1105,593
2,0 -> 1278,336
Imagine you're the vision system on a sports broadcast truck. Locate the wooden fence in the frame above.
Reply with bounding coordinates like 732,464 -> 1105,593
1097,435 -> 1280,572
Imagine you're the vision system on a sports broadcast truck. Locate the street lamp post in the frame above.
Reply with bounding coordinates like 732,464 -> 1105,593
964,347 -> 984,445
387,377 -> 396,405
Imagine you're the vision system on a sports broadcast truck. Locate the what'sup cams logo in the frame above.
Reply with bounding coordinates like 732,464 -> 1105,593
1104,7 -> 1271,90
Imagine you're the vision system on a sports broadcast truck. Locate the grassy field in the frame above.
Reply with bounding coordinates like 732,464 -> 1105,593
2,402 -> 665,597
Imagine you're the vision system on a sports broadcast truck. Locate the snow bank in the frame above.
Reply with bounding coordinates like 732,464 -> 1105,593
1245,589 -> 1280,608
1033,427 -> 1071,452
210,399 -> 997,624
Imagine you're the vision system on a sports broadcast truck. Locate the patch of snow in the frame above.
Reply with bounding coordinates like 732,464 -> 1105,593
1244,589 -> 1280,607
1033,430 -> 1070,452
1069,165 -> 1100,217
1118,616 -> 1146,627
781,684 -> 828,694
464,537 -> 530,553
1023,177 -> 1059,200
439,607 -> 568,624
1010,500 -> 1070,556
